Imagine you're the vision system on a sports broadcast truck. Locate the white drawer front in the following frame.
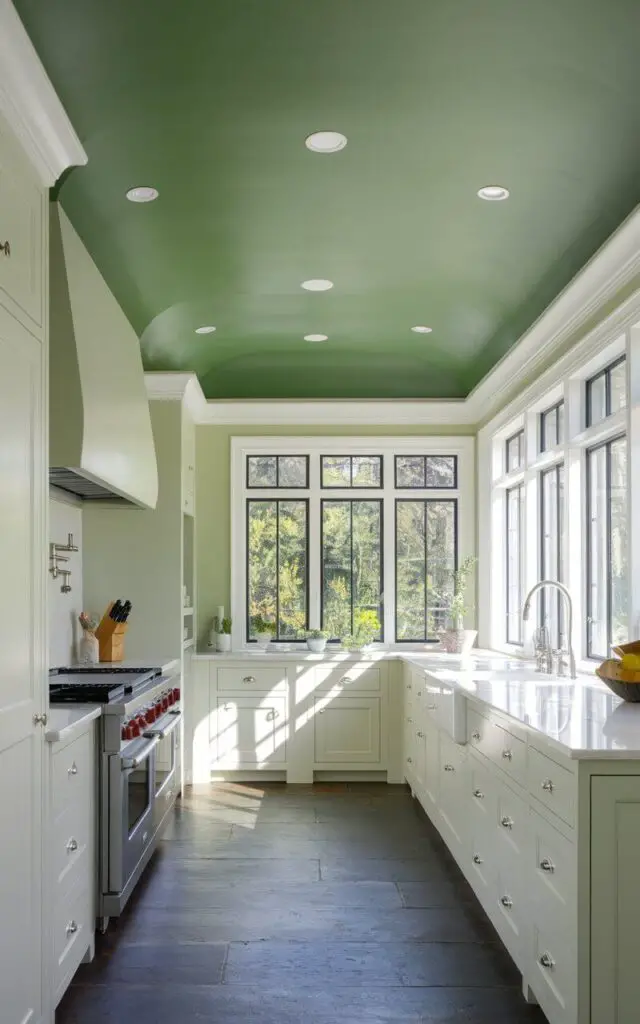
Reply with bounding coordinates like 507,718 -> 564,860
469,754 -> 497,823
530,808 -> 575,915
217,666 -> 286,693
53,884 -> 91,1006
495,724 -> 526,787
495,781 -> 528,863
52,731 -> 92,819
314,663 -> 381,693
212,695 -> 287,765
52,799 -> 92,897
467,706 -> 493,760
531,919 -> 576,1024
492,863 -> 526,966
528,746 -> 576,827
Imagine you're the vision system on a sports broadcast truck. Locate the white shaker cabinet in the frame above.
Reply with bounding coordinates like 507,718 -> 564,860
47,721 -> 97,1008
0,119 -> 47,1024
590,776 -> 640,1024
313,695 -> 381,764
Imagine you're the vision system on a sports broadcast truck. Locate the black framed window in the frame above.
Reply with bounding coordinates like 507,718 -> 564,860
395,499 -> 457,641
540,402 -> 564,452
321,455 -> 382,488
247,455 -> 309,489
394,455 -> 457,489
321,500 -> 383,640
506,484 -> 524,644
586,357 -> 627,428
539,464 -> 565,650
505,430 -> 524,473
247,499 -> 308,640
586,436 -> 627,659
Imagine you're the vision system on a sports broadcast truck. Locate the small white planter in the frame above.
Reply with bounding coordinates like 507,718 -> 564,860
255,632 -> 272,650
306,638 -> 327,653
217,633 -> 232,653
439,628 -> 478,656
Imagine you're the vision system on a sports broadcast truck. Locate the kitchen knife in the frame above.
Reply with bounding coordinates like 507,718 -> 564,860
121,600 -> 132,622
110,600 -> 122,621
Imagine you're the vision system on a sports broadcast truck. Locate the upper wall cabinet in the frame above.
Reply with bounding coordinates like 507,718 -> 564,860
0,116 -> 43,333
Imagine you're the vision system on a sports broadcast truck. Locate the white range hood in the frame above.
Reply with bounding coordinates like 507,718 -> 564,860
49,203 -> 158,509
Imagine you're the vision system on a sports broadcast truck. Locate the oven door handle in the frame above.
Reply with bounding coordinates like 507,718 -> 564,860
144,711 -> 182,741
121,735 -> 159,771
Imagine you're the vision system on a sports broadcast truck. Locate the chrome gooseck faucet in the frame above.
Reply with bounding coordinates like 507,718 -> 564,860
522,581 -> 577,679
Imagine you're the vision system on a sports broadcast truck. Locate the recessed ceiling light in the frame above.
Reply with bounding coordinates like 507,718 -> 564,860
301,279 -> 334,291
411,325 -> 433,334
195,325 -> 216,334
305,131 -> 348,153
126,186 -> 159,203
304,334 -> 328,342
477,185 -> 510,201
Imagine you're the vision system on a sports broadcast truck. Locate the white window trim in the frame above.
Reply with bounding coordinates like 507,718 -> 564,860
231,436 -> 475,651
479,316 -> 639,671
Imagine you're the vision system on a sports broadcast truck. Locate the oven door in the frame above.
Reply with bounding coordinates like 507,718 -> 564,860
150,710 -> 182,827
108,735 -> 158,893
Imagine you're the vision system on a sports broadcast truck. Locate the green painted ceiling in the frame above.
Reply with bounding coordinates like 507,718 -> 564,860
15,0 -> 640,399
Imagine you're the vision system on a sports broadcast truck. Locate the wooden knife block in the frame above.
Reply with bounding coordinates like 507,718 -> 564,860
95,604 -> 128,663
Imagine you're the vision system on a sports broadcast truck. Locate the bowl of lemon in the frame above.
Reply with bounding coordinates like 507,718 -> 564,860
597,643 -> 640,702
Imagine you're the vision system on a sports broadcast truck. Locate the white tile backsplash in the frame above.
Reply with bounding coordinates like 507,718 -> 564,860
49,496 -> 82,667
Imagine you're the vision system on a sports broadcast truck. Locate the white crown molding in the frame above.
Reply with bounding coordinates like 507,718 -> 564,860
198,398 -> 472,427
145,371 -> 209,422
144,205 -> 640,429
0,0 -> 87,185
466,204 -> 640,425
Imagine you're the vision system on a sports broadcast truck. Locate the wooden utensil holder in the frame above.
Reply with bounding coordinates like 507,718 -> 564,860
95,604 -> 128,663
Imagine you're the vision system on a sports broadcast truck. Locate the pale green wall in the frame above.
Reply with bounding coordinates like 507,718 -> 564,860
195,423 -> 474,645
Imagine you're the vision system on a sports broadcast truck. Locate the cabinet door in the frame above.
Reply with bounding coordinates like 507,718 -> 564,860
590,776 -> 640,1024
423,719 -> 440,810
0,123 -> 43,331
0,305 -> 44,1023
314,696 -> 380,764
182,416 -> 196,515
213,695 -> 287,766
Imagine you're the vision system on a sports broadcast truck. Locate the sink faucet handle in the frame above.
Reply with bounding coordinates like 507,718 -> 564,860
553,650 -> 567,677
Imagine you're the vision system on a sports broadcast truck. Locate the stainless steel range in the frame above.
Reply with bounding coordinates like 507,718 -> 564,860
50,665 -> 182,930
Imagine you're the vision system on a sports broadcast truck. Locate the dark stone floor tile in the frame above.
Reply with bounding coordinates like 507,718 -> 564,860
57,983 -> 546,1024
224,940 -> 520,988
398,878 -> 477,908
137,878 -> 404,911
73,941 -> 227,986
320,857 -> 460,883
151,850 -> 321,881
111,904 -> 491,944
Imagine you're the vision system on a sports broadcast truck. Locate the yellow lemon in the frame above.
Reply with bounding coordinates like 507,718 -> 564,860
621,653 -> 640,672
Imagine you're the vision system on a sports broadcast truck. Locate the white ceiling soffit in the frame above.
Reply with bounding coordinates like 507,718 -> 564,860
0,0 -> 87,185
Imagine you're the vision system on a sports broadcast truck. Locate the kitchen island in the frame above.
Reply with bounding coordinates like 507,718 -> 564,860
188,649 -> 640,1024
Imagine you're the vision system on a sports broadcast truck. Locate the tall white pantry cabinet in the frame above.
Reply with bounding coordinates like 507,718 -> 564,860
0,5 -> 87,1021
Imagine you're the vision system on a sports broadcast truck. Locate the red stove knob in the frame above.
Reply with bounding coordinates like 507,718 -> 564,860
154,699 -> 163,717
145,706 -> 156,723
130,720 -> 140,738
161,693 -> 169,711
121,724 -> 128,740
167,690 -> 175,706
136,715 -> 146,731
173,687 -> 181,702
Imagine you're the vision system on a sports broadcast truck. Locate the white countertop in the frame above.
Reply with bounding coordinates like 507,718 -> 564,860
196,647 -> 640,759
401,655 -> 633,759
45,705 -> 101,744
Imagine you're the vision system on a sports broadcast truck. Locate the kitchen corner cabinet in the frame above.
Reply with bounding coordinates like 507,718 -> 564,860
401,663 -> 640,1024
186,658 -> 391,784
47,721 -> 97,1008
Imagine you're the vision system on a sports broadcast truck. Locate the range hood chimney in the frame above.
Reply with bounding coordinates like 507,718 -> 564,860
49,203 -> 158,508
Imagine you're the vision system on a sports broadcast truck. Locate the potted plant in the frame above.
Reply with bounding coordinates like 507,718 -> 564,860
341,610 -> 381,651
217,617 -> 232,653
440,556 -> 477,655
251,614 -> 277,650
304,628 -> 329,653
